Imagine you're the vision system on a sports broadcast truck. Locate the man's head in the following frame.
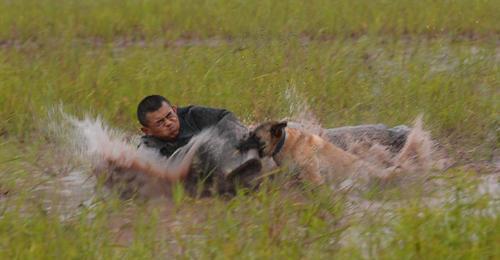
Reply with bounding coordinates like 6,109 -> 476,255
137,95 -> 180,140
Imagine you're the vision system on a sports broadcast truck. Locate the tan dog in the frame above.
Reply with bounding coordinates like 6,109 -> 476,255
239,121 -> 388,185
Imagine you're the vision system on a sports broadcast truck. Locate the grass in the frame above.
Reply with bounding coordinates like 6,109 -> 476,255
0,0 -> 499,40
1,38 -> 497,156
0,0 -> 499,259
0,172 -> 498,259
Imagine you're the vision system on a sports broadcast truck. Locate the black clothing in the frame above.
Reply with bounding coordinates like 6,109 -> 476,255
139,105 -> 260,196
140,105 -> 237,157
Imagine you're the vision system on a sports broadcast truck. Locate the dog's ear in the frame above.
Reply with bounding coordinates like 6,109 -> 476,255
270,121 -> 287,138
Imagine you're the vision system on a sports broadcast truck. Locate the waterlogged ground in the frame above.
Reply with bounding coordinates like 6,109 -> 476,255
1,0 -> 499,258
1,105 -> 498,258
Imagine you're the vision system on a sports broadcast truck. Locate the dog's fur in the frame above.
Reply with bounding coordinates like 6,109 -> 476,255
239,121 -> 393,185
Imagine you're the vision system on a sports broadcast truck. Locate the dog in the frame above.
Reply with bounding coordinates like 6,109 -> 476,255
238,120 -> 396,185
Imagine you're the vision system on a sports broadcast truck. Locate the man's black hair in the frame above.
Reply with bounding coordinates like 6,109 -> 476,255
137,95 -> 172,126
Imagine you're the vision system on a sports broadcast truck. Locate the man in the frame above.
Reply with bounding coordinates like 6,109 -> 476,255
136,95 -> 263,195
137,95 -> 238,158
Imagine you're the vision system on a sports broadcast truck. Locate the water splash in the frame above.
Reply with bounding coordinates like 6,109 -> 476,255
282,90 -> 438,185
53,109 -> 253,199
394,115 -> 434,172
49,102 -> 438,201
284,86 -> 324,136
47,108 -> 176,199
346,115 -> 435,174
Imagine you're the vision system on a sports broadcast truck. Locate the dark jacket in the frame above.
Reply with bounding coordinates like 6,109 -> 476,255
140,105 -> 237,157
141,105 -> 260,196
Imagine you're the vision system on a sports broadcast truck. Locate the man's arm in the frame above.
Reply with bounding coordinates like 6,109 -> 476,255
188,106 -> 240,130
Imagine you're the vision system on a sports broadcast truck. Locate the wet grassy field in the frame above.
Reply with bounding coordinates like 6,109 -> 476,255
0,0 -> 499,258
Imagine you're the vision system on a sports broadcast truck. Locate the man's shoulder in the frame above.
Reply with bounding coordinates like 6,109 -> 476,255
176,105 -> 193,115
178,105 -> 231,118
178,104 -> 213,114
178,105 -> 226,112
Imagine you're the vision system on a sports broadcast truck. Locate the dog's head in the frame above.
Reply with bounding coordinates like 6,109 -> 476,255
238,121 -> 287,157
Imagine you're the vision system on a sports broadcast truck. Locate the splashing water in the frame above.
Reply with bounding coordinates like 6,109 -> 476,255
55,109 -> 250,199
282,88 -> 438,182
393,115 -> 434,172
49,99 -> 439,202
347,115 -> 435,175
284,86 -> 324,136
47,109 -> 183,200
47,107 -> 145,169
66,113 -> 204,178
70,115 -> 152,169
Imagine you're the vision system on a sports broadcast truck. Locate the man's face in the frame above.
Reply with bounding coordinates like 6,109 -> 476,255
141,102 -> 180,140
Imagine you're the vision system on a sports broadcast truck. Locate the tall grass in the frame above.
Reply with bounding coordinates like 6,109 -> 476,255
0,0 -> 499,41
0,38 -> 497,157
